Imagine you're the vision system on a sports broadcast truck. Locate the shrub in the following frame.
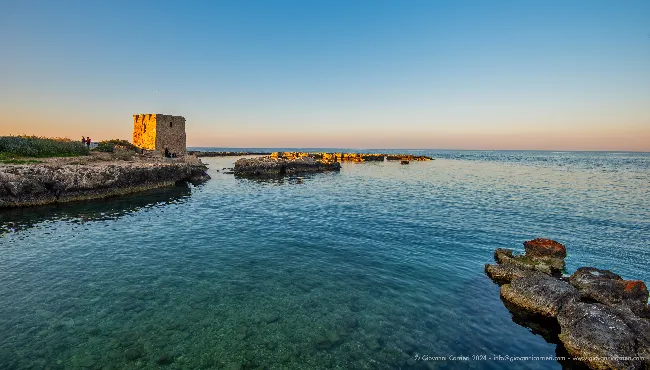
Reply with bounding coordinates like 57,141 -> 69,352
111,147 -> 135,161
0,136 -> 89,157
94,139 -> 139,153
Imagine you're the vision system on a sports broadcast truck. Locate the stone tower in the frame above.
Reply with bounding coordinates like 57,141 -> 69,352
132,114 -> 187,155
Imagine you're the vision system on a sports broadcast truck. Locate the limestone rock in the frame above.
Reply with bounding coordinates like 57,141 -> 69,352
500,272 -> 579,318
0,160 -> 209,208
610,304 -> 650,369
233,157 -> 341,178
493,247 -> 564,276
570,267 -> 650,318
524,238 -> 567,258
486,240 -> 650,370
484,263 -> 532,284
557,301 -> 641,370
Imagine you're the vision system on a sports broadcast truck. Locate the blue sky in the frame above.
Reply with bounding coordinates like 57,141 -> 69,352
1,0 -> 649,150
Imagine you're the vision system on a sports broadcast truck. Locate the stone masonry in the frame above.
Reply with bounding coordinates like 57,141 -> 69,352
133,114 -> 187,155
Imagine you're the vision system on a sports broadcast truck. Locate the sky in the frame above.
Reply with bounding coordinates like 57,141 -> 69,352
1,0 -> 649,150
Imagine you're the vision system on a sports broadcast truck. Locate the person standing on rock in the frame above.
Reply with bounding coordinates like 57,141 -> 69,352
86,137 -> 91,148
81,136 -> 85,144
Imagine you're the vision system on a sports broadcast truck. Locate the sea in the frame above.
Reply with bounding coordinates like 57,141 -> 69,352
1,149 -> 648,369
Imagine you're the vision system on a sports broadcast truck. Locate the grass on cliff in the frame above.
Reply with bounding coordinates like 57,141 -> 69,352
0,136 -> 90,161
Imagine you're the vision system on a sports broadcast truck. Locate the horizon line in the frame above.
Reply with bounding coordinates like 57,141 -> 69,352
187,146 -> 650,154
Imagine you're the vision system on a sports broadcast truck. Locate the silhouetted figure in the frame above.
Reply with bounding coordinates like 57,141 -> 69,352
164,148 -> 170,158
81,136 -> 85,144
86,137 -> 91,147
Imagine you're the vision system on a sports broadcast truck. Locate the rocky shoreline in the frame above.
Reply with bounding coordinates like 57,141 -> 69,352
486,239 -> 649,370
0,154 -> 210,208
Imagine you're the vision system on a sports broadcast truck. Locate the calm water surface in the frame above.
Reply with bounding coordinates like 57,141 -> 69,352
1,150 -> 649,369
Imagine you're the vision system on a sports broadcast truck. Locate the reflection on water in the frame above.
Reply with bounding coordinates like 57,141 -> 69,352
0,183 -> 194,236
0,152 -> 648,369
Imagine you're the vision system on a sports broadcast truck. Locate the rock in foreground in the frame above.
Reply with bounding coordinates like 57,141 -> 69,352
569,267 -> 650,318
233,157 -> 341,178
500,272 -> 578,318
557,301 -> 642,370
486,239 -> 650,370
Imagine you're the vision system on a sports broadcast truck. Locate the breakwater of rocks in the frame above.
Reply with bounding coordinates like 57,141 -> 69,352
485,239 -> 649,370
0,155 -> 209,208
232,152 -> 433,178
233,157 -> 341,178
188,151 -> 272,157
269,152 -> 433,162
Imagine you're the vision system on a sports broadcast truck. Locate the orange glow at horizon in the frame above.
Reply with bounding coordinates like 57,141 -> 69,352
2,114 -> 648,152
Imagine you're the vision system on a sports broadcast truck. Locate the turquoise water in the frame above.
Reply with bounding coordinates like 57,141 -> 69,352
1,150 -> 649,369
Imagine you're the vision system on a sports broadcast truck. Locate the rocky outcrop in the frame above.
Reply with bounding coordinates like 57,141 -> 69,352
570,267 -> 650,318
229,152 -> 432,177
500,272 -> 579,318
492,241 -> 566,277
484,263 -> 531,284
269,152 -> 433,162
233,157 -> 341,178
524,238 -> 567,258
557,301 -> 641,370
485,239 -> 650,370
0,158 -> 209,208
188,151 -> 272,157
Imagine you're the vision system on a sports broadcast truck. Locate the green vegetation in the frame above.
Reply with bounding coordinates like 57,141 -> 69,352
0,136 -> 89,158
0,152 -> 42,164
94,139 -> 139,153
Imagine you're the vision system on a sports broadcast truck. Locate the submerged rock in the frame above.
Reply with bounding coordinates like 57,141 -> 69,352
500,272 -> 579,318
123,347 -> 143,361
156,354 -> 175,365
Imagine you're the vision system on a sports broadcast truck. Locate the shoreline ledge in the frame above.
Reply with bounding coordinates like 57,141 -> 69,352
233,152 -> 433,178
233,156 -> 341,178
0,154 -> 210,208
486,239 -> 650,370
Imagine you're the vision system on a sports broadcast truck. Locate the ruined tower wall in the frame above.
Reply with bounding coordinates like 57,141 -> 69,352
132,114 -> 187,155
155,115 -> 186,155
132,114 -> 158,151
